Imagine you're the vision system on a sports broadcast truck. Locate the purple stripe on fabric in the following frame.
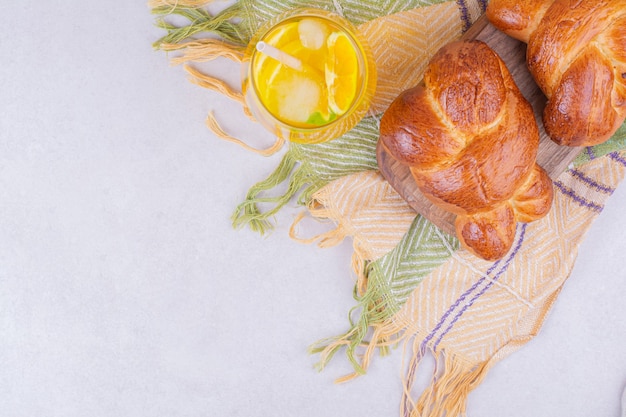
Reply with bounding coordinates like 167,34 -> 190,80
418,260 -> 502,352
477,0 -> 488,12
554,181 -> 604,212
456,0 -> 472,31
569,169 -> 615,194
431,224 -> 528,352
402,225 -> 526,416
585,146 -> 596,161
609,151 -> 626,167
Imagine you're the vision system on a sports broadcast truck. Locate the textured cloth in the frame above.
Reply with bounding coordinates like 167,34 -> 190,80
152,1 -> 626,415
306,152 -> 626,416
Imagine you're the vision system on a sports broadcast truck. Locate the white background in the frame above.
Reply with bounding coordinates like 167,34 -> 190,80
1,1 -> 626,416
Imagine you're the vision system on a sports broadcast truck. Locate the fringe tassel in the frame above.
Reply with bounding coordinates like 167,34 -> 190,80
184,64 -> 245,104
290,199 -> 372,304
152,2 -> 246,48
289,207 -> 383,366
153,1 -> 271,154
289,197 -> 396,379
232,150 -> 307,233
309,260 -> 396,380
402,347 -> 490,417
290,206 -> 368,302
184,64 -> 256,125
205,112 -> 284,156
339,308 -> 491,417
185,65 -> 286,156
160,39 -> 245,64
315,272 -> 496,417
317,305 -> 491,416
288,204 -> 348,248
184,59 -> 285,156
148,0 -> 214,9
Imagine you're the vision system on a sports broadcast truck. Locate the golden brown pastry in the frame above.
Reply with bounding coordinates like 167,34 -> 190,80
379,40 -> 553,261
487,0 -> 626,147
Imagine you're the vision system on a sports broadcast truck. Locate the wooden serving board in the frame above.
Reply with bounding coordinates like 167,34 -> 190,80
376,14 -> 582,236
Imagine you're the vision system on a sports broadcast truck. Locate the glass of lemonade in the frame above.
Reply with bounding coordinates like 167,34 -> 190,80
241,8 -> 377,144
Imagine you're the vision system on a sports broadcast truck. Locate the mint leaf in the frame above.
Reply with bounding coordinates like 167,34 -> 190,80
306,111 -> 337,126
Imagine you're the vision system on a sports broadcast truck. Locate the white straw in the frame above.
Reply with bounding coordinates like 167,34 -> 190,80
256,41 -> 303,71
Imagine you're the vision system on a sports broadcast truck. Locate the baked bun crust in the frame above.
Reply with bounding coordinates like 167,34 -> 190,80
487,0 -> 626,147
380,40 -> 553,260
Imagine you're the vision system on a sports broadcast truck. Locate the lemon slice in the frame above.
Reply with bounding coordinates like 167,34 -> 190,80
325,31 -> 359,115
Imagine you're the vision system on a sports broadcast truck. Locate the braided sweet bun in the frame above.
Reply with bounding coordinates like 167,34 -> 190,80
379,40 -> 553,261
486,0 -> 626,147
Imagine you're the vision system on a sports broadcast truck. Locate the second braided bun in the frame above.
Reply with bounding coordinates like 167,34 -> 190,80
487,0 -> 626,147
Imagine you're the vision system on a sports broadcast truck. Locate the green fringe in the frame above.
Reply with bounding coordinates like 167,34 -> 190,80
231,117 -> 380,233
309,216 -> 460,374
231,150 -> 326,234
309,262 -> 394,374
152,2 -> 249,49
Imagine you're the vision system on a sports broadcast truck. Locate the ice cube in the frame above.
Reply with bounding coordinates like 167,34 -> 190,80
275,74 -> 321,123
298,18 -> 329,50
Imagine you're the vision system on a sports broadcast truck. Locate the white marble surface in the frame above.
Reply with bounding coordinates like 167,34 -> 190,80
1,1 -> 626,416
